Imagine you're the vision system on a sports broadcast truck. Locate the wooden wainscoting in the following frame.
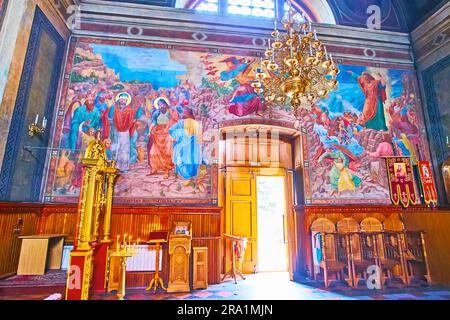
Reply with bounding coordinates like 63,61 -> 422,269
292,204 -> 450,285
0,203 -> 222,286
0,204 -> 42,278
108,206 -> 222,287
401,208 -> 450,285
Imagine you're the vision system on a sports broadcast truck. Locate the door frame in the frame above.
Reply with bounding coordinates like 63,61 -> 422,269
223,166 -> 296,279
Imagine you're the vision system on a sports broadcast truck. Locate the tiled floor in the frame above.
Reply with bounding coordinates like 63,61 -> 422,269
1,272 -> 450,300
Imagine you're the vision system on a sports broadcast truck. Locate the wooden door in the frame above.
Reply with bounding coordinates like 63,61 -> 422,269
225,167 -> 257,274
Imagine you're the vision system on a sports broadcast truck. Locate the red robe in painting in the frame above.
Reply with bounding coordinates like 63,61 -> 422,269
113,104 -> 139,135
149,109 -> 180,172
358,77 -> 387,131
228,83 -> 263,117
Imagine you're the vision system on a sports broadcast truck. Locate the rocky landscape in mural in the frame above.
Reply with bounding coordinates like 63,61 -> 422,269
301,66 -> 429,203
47,39 -> 430,204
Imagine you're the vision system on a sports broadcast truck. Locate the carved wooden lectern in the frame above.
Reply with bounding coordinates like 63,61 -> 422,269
167,222 -> 192,293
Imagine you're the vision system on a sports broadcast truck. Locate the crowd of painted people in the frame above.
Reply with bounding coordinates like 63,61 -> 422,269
310,71 -> 422,195
60,84 -> 205,190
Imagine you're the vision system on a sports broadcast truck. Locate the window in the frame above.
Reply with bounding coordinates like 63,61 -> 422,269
192,0 -> 308,21
283,1 -> 305,24
195,0 -> 219,13
228,0 -> 275,18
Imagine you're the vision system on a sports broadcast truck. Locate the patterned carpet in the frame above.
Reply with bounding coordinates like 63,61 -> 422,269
1,271 -> 450,300
0,270 -> 67,287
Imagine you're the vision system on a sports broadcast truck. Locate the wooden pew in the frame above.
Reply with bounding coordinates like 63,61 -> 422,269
320,232 -> 347,288
403,230 -> 432,285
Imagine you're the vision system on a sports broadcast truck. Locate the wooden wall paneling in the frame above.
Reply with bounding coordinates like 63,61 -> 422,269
401,210 -> 450,285
0,204 -> 42,278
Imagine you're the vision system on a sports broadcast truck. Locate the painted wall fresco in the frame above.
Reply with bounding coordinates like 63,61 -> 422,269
0,6 -> 65,201
302,65 -> 430,204
46,38 -> 430,205
46,39 -> 270,204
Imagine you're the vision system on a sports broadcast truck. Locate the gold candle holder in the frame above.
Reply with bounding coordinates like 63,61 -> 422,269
110,235 -> 138,300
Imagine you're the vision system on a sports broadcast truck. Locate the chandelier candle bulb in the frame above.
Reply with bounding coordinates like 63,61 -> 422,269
256,2 -> 339,119
35,114 -> 39,124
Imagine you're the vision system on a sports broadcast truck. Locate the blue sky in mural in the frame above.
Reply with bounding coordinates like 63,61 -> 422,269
319,65 -> 410,119
90,44 -> 187,89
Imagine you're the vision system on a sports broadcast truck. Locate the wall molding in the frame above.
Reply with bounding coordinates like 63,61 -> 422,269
0,6 -> 66,201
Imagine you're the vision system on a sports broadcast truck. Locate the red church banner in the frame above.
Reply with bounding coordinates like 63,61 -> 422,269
418,161 -> 438,206
385,157 -> 417,208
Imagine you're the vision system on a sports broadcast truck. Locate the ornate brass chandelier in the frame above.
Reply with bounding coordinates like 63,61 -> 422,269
252,1 -> 340,118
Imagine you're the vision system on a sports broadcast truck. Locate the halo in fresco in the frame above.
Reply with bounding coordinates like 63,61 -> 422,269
46,39 -> 430,205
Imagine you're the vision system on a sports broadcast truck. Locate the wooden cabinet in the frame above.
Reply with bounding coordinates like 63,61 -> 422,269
17,234 -> 66,275
167,222 -> 192,293
193,247 -> 208,289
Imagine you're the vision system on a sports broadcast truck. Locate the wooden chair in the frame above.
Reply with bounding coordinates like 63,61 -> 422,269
382,216 -> 409,285
355,218 -> 384,287
311,218 -> 335,280
310,218 -> 344,288
403,231 -> 432,285
378,231 -> 408,285
336,218 -> 360,287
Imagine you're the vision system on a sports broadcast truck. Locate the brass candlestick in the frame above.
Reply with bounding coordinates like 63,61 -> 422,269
28,115 -> 47,138
28,123 -> 45,138
110,236 -> 138,300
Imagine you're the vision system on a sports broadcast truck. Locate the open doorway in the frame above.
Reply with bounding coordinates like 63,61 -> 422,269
256,176 -> 288,273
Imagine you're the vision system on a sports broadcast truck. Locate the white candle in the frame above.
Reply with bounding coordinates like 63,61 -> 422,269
35,114 -> 39,124
314,30 -> 318,40
42,117 -> 47,129
274,0 -> 278,20
309,21 -> 312,32
324,46 -> 328,59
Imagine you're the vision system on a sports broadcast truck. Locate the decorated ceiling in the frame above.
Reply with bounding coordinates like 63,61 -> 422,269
95,0 -> 447,32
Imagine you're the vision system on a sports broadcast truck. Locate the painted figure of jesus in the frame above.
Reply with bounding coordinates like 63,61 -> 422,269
148,97 -> 180,179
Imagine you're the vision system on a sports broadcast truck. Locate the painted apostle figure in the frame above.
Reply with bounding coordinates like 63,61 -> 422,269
110,92 -> 139,173
147,97 -> 180,179
348,70 -> 388,131
169,107 -> 202,183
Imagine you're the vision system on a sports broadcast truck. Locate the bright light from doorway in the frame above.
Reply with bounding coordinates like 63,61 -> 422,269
256,176 -> 287,272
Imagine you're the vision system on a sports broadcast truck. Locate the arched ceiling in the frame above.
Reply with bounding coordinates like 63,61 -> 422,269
93,0 -> 447,32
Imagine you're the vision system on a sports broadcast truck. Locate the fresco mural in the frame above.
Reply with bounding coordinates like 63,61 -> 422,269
302,65 -> 430,204
46,38 -> 430,205
46,40 -> 271,204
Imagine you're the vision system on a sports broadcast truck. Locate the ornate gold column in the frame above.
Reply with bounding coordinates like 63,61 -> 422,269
103,163 -> 118,242
77,167 -> 99,250
66,135 -> 119,300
